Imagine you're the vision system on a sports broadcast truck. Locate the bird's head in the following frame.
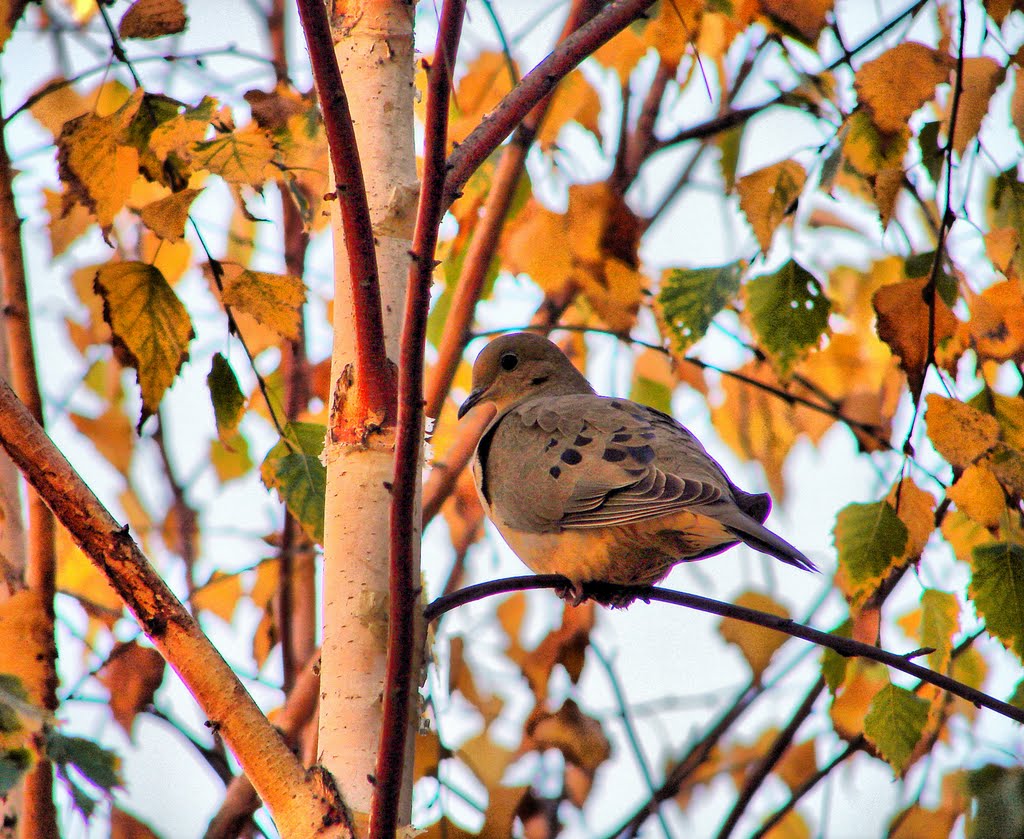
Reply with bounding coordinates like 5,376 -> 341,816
458,332 -> 595,419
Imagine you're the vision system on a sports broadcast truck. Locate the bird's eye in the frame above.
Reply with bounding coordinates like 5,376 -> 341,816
499,352 -> 519,371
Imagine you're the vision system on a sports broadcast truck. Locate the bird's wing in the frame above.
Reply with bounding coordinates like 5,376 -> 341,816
481,394 -> 733,532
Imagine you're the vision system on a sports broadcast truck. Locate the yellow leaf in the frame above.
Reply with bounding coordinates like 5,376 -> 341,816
248,558 -> 280,609
842,110 -> 910,177
449,52 -> 516,147
948,57 -> 1005,157
70,407 -> 134,475
221,267 -> 305,341
191,122 -> 278,188
117,0 -> 187,39
538,70 -> 602,150
1012,66 -> 1024,147
925,394 -> 1001,469
886,478 -> 936,560
593,27 -> 649,84
192,572 -> 242,623
644,0 -> 703,67
0,591 -> 55,709
774,739 -> 818,792
718,591 -> 790,680
575,257 -> 645,333
737,159 -> 806,253
955,279 -> 1024,364
948,462 -> 1005,528
252,608 -> 277,669
457,732 -> 515,790
711,359 -> 798,498
209,434 -> 252,484
763,809 -> 810,839
138,188 -> 201,242
57,88 -> 144,230
984,226 -> 1019,276
854,43 -> 951,134
140,230 -> 191,285
56,528 -> 121,625
94,261 -> 195,424
830,661 -> 888,743
889,803 -> 962,839
941,509 -> 996,562
44,188 -> 94,258
873,277 -> 958,401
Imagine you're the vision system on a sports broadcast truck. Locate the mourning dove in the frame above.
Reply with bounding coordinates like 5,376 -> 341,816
458,332 -> 816,605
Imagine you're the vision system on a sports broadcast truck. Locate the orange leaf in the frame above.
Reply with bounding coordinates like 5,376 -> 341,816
0,590 -> 55,708
774,739 -> 818,792
948,57 -> 1005,157
737,159 -> 806,253
854,43 -> 951,134
138,188 -> 202,242
948,462 -> 1006,528
925,394 -> 1001,469
873,277 -> 958,401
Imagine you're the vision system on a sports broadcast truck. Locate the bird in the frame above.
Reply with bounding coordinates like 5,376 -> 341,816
457,332 -> 816,606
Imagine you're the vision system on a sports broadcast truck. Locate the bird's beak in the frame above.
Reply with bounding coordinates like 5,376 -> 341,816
458,387 -> 486,420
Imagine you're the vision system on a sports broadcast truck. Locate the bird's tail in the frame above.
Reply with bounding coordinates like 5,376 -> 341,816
725,516 -> 818,573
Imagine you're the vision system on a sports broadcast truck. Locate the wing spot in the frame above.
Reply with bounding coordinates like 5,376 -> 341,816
561,448 -> 583,465
602,447 -> 627,463
624,467 -> 647,477
544,437 -> 558,451
549,466 -> 561,479
639,431 -> 657,440
627,445 -> 656,464
611,432 -> 633,443
610,400 -> 624,409
574,434 -> 593,446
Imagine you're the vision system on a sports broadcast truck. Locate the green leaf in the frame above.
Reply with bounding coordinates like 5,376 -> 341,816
821,619 -> 852,694
0,674 -> 28,734
970,542 -> 1024,661
46,730 -> 121,791
863,683 -> 929,775
833,501 -> 909,596
629,374 -> 673,416
260,422 -> 326,544
918,121 -> 943,186
0,748 -> 32,796
903,250 -> 957,305
658,262 -> 743,352
919,588 -> 959,673
989,169 -> 1024,278
967,765 -> 1024,839
207,353 -> 246,440
746,260 -> 831,373
94,261 -> 194,427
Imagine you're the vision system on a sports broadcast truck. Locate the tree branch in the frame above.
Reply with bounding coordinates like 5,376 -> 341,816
442,0 -> 658,210
294,0 -> 393,429
424,576 -> 1024,725
374,3 -> 466,837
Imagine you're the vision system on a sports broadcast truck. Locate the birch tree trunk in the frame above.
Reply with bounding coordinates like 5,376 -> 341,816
318,0 -> 420,825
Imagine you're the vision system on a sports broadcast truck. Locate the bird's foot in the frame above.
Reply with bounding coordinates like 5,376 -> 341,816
555,580 -> 589,606
555,580 -> 649,609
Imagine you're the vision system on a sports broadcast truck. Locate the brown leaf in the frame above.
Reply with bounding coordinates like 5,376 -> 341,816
954,279 -> 1024,364
855,43 -> 951,134
873,277 -> 958,401
761,0 -> 833,42
70,407 -> 135,475
44,188 -> 93,258
99,641 -> 166,737
887,478 -> 936,560
118,0 -> 187,39
111,808 -> 160,839
774,739 -> 818,792
527,700 -> 611,774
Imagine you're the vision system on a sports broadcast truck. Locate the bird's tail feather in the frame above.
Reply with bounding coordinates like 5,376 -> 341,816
726,519 -> 817,573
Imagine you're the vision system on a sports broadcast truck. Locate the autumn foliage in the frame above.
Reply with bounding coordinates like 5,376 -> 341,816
2,0 -> 1024,837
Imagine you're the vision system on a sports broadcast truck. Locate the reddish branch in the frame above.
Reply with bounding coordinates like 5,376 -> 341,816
423,0 -> 605,420
442,0 -> 659,210
0,92 -> 59,836
294,0 -> 393,429
373,2 -> 466,837
424,576 -> 1024,725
